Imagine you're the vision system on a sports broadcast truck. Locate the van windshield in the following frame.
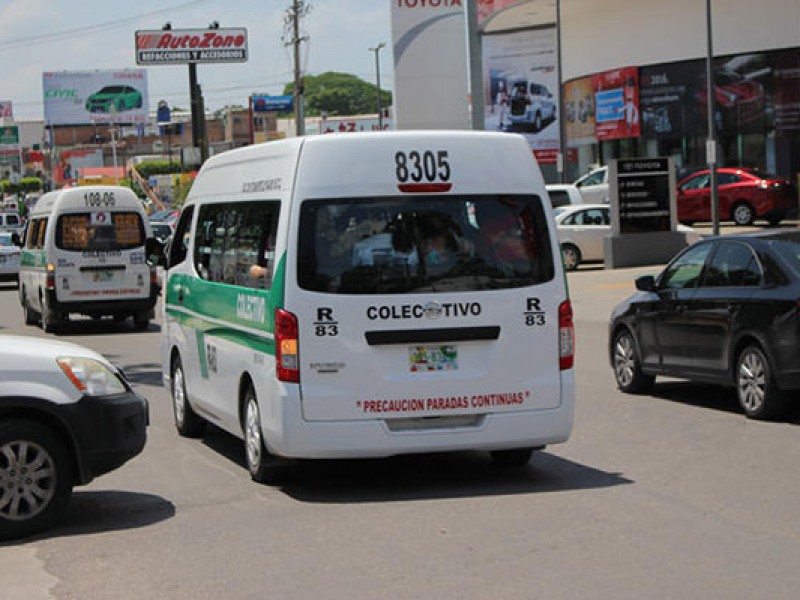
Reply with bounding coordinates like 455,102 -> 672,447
56,212 -> 145,251
298,194 -> 554,294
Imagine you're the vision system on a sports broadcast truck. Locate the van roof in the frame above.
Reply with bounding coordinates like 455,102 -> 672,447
29,186 -> 143,216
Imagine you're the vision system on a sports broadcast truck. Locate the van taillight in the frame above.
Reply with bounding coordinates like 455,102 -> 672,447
559,300 -> 574,370
46,263 -> 56,290
150,266 -> 159,287
275,308 -> 300,383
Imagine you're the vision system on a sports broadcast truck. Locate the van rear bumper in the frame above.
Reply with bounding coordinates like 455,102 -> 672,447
47,286 -> 160,316
264,374 -> 575,459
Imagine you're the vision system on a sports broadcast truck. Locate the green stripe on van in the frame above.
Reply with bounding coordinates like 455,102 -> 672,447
20,250 -> 46,268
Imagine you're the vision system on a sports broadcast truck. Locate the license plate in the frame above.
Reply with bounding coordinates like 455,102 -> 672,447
409,345 -> 459,372
92,270 -> 113,282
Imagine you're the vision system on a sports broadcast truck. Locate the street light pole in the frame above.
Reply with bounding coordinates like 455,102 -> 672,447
369,43 -> 386,129
705,0 -> 720,235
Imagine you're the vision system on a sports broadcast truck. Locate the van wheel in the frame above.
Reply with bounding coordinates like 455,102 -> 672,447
736,345 -> 787,420
0,419 -> 74,541
41,297 -> 60,334
133,313 -> 150,331
244,387 -> 280,484
21,289 -> 37,325
490,448 -> 535,467
612,328 -> 655,394
561,244 -> 581,271
171,356 -> 205,437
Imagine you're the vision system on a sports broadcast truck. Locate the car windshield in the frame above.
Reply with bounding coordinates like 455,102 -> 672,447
56,212 -> 145,251
0,233 -> 13,247
98,86 -> 125,94
297,194 -> 555,294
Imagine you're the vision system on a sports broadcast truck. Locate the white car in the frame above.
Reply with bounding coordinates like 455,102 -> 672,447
574,166 -> 609,204
0,335 -> 149,540
555,204 -> 701,271
0,231 -> 20,285
0,212 -> 24,237
545,184 -> 585,209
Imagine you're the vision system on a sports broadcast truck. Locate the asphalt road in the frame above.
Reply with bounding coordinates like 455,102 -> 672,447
2,259 -> 800,599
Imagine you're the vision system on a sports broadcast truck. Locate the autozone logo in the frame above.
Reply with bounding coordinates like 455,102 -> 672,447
137,31 -> 246,50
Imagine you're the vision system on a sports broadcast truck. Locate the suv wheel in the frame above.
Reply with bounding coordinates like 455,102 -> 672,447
0,419 -> 74,541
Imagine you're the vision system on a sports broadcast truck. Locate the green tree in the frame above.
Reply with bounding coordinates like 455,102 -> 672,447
282,72 -> 392,117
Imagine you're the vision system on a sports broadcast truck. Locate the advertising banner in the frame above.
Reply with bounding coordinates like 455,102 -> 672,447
391,0 -> 470,130
771,48 -> 800,131
252,95 -> 294,112
483,28 -> 560,163
639,60 -> 703,139
564,76 -> 595,145
43,70 -> 149,126
593,67 -> 640,141
477,0 -> 525,25
0,101 -> 12,119
135,28 -> 248,65
54,149 -> 104,186
0,126 -> 20,163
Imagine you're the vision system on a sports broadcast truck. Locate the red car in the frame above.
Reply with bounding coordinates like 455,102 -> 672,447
677,168 -> 796,226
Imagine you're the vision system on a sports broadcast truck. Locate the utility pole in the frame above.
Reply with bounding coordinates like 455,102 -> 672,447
285,1 -> 310,137
705,0 -> 720,236
369,43 -> 385,129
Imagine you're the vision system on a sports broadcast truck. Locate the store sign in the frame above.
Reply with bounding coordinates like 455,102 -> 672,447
610,157 -> 674,235
0,101 -> 12,119
252,95 -> 293,112
43,70 -> 149,126
135,28 -> 248,65
0,125 -> 20,159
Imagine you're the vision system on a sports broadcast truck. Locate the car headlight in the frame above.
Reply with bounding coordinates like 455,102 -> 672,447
57,357 -> 127,396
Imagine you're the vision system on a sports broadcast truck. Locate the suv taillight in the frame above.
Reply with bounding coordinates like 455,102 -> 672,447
275,308 -> 299,383
559,300 -> 574,370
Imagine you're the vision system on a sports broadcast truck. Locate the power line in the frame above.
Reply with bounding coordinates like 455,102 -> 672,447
0,0 -> 210,51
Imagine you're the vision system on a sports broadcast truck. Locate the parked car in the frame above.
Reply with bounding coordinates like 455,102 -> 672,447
574,166 -> 609,204
149,209 -> 179,228
0,335 -> 149,540
546,184 -> 584,208
149,221 -> 173,245
0,231 -> 21,285
85,85 -> 143,113
0,211 -> 24,237
677,167 -> 796,226
609,230 -> 800,419
555,204 -> 700,271
507,79 -> 557,132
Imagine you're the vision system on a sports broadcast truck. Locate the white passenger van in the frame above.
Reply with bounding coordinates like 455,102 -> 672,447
19,186 -> 159,332
161,131 -> 575,482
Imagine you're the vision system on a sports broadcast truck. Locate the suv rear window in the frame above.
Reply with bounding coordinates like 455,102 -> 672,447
56,212 -> 145,251
298,194 -> 555,294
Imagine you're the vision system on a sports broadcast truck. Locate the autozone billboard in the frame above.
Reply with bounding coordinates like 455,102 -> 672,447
135,28 -> 248,65
43,70 -> 149,126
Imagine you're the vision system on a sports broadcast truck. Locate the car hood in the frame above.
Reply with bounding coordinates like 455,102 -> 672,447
0,335 -> 107,363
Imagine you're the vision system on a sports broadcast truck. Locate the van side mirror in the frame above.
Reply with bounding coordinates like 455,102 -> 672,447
146,237 -> 165,267
635,275 -> 656,292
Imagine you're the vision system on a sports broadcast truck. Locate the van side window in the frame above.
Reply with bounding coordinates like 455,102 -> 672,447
26,218 -> 47,249
169,206 -> 194,268
194,201 -> 280,290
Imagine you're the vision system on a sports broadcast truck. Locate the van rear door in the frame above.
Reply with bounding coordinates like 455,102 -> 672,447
290,193 -> 566,422
52,209 -> 150,303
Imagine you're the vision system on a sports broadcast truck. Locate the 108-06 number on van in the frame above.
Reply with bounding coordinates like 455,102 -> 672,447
84,191 -> 116,207
395,150 -> 451,184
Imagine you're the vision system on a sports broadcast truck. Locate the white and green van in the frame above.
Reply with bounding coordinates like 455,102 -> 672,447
19,186 -> 159,332
161,131 -> 575,482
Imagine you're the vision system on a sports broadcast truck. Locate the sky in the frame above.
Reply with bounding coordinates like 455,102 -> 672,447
0,0 -> 394,121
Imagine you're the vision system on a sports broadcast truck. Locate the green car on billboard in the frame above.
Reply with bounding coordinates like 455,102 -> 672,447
85,85 -> 143,113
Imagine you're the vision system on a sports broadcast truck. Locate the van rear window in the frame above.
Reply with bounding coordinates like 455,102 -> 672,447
56,212 -> 145,251
298,195 -> 555,294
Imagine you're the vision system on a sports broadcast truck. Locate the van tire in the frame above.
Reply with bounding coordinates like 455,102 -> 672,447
490,448 -> 534,467
133,313 -> 150,331
41,297 -> 60,334
561,244 -> 581,271
21,289 -> 37,325
244,386 -> 279,484
171,356 -> 206,438
0,419 -> 74,541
